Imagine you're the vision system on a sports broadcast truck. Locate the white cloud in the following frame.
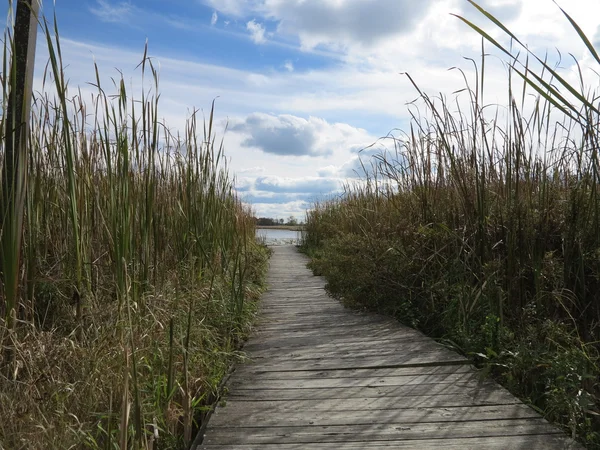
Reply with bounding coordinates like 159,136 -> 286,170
205,0 -> 262,17
237,166 -> 266,174
211,11 -> 218,26
313,146 -> 391,180
90,0 -> 133,23
265,0 -> 434,50
254,176 -> 341,194
205,0 -> 435,50
229,113 -> 377,158
317,165 -> 338,177
246,19 -> 266,44
90,0 -> 209,34
339,147 -> 389,178
237,175 -> 345,219
466,0 -> 523,23
235,177 -> 255,192
231,113 -> 321,156
203,0 -> 600,73
283,60 -> 294,72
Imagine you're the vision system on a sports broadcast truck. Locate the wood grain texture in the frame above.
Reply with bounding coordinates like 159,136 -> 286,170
196,245 -> 581,449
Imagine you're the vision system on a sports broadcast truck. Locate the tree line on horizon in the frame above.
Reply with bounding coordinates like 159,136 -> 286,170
255,216 -> 303,226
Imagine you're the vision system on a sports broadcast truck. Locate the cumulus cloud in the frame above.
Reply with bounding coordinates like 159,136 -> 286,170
269,0 -> 434,49
247,19 -> 266,44
205,0 -> 436,49
317,165 -> 338,177
315,145 -> 393,179
254,176 -> 341,194
234,177 -> 255,192
284,60 -> 294,72
211,11 -> 218,25
231,113 -> 319,156
240,192 -> 316,204
340,149 -> 384,178
229,113 -> 376,157
235,175 -> 343,219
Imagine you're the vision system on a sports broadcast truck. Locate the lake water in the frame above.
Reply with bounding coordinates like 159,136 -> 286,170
256,228 -> 302,246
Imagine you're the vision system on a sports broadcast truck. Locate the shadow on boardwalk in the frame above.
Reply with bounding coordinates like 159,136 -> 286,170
196,245 -> 580,450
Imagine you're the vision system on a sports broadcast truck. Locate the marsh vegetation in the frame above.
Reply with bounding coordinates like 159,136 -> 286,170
0,6 -> 269,449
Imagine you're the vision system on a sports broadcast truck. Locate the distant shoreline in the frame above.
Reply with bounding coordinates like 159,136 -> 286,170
256,225 -> 305,231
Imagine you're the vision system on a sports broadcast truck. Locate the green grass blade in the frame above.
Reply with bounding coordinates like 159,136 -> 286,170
556,1 -> 600,66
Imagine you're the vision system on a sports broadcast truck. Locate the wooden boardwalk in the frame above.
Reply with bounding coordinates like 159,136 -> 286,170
197,245 -> 579,449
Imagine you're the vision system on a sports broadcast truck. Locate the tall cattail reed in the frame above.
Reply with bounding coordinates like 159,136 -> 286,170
0,9 -> 268,450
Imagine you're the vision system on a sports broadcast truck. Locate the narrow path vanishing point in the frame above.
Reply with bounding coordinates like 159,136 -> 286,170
197,245 -> 580,449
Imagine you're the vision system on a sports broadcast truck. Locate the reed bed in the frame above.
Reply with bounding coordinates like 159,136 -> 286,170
0,9 -> 269,450
303,3 -> 600,447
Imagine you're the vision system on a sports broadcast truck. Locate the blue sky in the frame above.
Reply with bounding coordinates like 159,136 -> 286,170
55,1 -> 337,73
3,0 -> 600,219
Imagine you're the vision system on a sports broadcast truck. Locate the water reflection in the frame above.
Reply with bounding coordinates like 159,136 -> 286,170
256,228 -> 301,246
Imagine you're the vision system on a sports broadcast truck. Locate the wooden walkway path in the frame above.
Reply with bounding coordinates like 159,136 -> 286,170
197,245 -> 579,449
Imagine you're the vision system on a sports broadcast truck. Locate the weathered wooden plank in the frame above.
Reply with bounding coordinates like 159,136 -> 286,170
228,372 -> 478,390
240,353 -> 468,371
257,311 -> 399,322
249,340 -> 461,356
250,328 -> 431,342
245,332 -> 433,344
198,434 -> 576,449
256,319 -> 396,331
201,418 -> 562,445
242,338 -> 447,355
259,303 -> 338,310
246,356 -> 468,372
248,330 -> 422,343
258,309 -> 389,317
249,334 -> 428,347
244,341 -> 460,361
208,403 -> 540,428
212,395 -> 523,413
259,311 -> 336,316
227,381 -> 519,401
267,285 -> 326,291
233,364 -> 474,380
